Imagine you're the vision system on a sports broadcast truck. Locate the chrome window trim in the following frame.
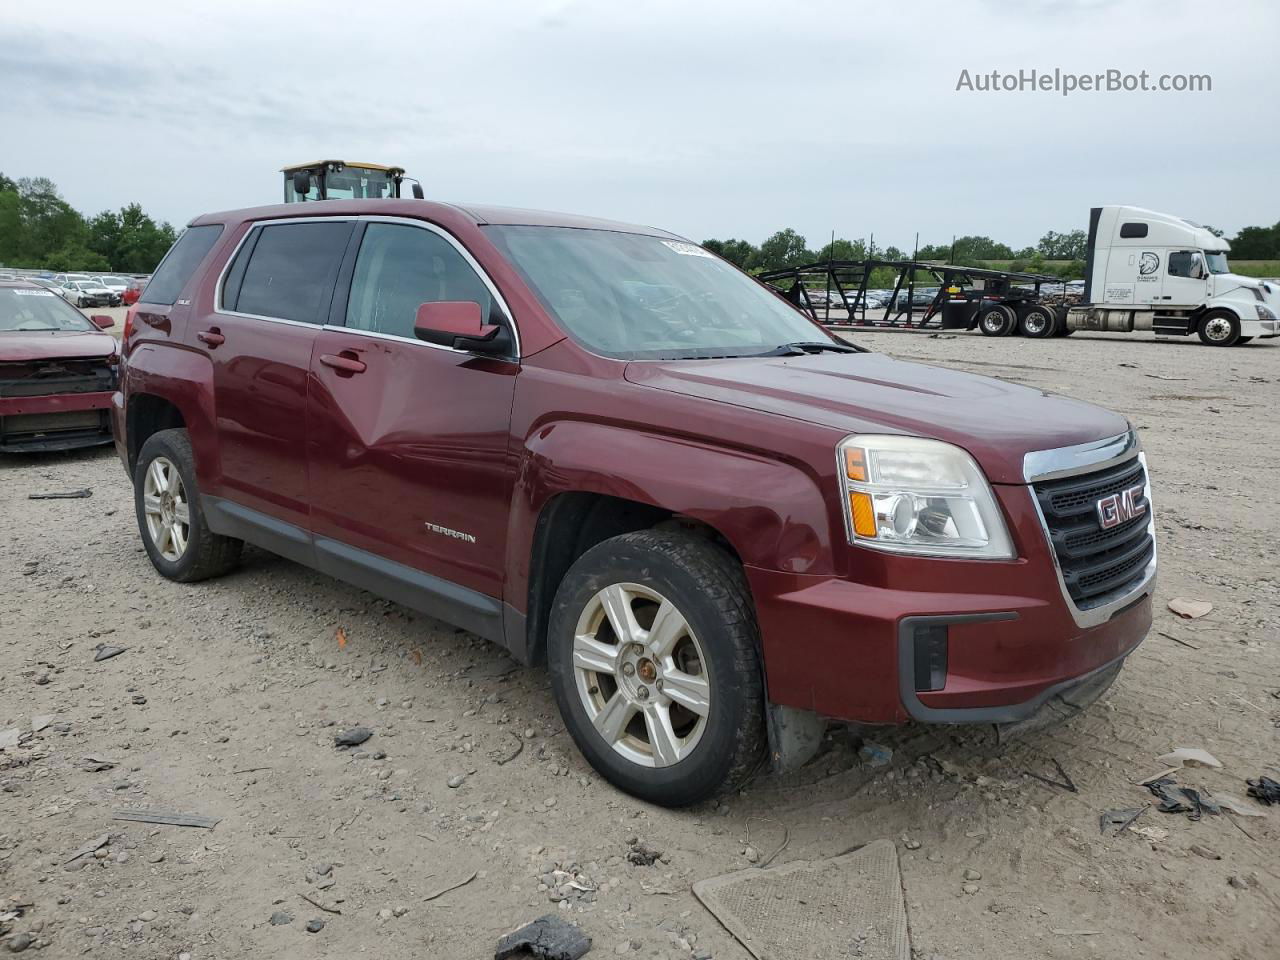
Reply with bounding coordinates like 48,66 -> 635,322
212,214 -> 521,359
1023,431 -> 1156,629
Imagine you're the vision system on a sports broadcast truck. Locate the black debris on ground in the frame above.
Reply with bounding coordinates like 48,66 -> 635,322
1146,778 -> 1221,820
334,726 -> 373,748
625,838 -> 663,867
1246,775 -> 1280,805
494,914 -> 592,960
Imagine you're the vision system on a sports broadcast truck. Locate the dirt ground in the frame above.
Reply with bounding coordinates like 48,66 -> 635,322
3,326 -> 1278,960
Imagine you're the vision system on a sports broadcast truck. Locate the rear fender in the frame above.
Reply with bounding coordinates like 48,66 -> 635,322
124,344 -> 220,485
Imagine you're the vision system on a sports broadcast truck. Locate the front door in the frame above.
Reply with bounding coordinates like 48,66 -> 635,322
1162,249 -> 1209,307
195,219 -> 353,530
306,219 -> 519,611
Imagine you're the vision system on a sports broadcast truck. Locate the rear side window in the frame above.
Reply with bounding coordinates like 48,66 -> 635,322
1119,222 -> 1148,238
142,224 -> 224,305
344,223 -> 493,339
230,222 -> 352,324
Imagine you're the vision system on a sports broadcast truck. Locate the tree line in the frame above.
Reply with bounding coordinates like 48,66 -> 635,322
0,173 -> 177,273
704,219 -> 1280,281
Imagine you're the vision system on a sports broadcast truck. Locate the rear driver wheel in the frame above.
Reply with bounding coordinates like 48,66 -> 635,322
547,531 -> 765,806
134,429 -> 242,582
1017,303 -> 1057,338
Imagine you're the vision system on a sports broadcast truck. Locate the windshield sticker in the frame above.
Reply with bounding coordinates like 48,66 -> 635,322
12,289 -> 56,296
661,240 -> 715,259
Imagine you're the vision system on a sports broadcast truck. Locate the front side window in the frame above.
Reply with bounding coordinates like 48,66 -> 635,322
485,226 -> 832,359
344,223 -> 494,340
1168,251 -> 1202,279
0,287 -> 95,332
232,221 -> 352,324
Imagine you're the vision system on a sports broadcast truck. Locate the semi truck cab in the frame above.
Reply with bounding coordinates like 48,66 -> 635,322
1077,205 -> 1279,345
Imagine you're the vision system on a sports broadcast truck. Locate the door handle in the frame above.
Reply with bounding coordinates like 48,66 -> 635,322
197,329 -> 225,347
319,352 -> 367,374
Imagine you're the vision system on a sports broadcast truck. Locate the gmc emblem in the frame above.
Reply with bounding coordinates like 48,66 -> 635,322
1096,484 -> 1146,529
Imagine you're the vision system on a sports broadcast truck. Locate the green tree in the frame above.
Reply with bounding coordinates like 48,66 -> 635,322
1037,229 -> 1087,260
1229,223 -> 1279,259
756,228 -> 813,271
815,238 -> 866,262
701,237 -> 758,270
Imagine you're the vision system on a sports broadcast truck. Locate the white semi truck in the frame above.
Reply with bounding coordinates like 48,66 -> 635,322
1064,205 -> 1279,346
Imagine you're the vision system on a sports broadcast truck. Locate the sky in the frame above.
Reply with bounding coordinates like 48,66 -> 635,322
2,0 -> 1278,252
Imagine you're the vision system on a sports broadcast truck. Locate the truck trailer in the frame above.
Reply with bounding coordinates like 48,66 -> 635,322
1065,205 -> 1277,346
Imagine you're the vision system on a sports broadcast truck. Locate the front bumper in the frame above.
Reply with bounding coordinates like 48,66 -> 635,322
1241,318 -> 1280,338
0,390 -> 115,452
747,566 -> 1150,725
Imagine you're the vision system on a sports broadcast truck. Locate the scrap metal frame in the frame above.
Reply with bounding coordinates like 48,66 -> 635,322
757,259 -> 1068,329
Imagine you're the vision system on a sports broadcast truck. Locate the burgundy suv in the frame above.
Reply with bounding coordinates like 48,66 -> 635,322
112,200 -> 1154,805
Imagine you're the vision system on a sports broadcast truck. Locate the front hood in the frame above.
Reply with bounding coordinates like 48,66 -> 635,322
1211,274 -> 1262,298
624,352 -> 1130,484
0,330 -> 118,363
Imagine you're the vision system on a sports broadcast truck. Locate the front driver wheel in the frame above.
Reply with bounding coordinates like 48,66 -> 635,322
547,531 -> 765,806
1197,310 -> 1241,347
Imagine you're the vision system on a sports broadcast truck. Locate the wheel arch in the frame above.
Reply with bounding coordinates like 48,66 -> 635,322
507,420 -> 834,665
122,345 -> 219,481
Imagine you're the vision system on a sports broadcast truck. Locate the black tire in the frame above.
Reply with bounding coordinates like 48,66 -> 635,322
547,531 -> 765,807
1197,309 -> 1241,347
133,428 -> 242,582
1053,307 -> 1073,336
977,303 -> 1017,337
1017,303 -> 1057,338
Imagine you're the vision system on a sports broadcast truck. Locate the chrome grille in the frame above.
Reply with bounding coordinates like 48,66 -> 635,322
1033,457 -> 1154,609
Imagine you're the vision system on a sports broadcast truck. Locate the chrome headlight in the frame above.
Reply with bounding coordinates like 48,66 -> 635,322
1257,304 -> 1276,321
837,435 -> 1014,559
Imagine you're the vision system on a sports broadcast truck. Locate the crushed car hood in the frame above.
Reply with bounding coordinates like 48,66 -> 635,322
623,351 -> 1131,484
0,331 -> 117,363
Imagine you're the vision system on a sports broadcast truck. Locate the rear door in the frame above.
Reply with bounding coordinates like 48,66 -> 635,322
306,218 -> 519,611
193,218 -> 353,533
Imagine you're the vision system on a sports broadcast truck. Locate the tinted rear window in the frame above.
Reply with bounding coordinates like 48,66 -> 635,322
142,224 -> 224,305
233,222 -> 352,324
1119,222 -> 1148,239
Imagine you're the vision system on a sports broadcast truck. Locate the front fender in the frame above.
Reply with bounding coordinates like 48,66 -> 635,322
507,419 -> 837,596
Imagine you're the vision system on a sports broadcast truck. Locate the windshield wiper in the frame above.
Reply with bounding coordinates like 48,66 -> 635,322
758,341 -> 861,357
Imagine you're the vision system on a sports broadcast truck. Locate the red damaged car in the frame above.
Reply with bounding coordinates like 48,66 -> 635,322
1,280 -> 117,452
111,201 -> 1154,805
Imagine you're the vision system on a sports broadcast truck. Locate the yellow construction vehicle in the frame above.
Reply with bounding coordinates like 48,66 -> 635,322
281,160 -> 422,202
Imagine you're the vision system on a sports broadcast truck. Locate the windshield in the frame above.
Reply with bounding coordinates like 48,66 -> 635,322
0,288 -> 95,332
485,226 -> 836,359
1205,251 -> 1230,275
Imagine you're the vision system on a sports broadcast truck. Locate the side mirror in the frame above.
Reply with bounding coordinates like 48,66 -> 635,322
414,301 -> 510,355
291,170 -> 311,199
90,314 -> 115,330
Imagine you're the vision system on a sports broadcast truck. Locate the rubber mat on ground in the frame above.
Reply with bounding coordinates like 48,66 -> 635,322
692,839 -> 910,960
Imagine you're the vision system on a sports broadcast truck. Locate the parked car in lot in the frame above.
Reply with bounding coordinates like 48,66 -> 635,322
113,200 -> 1155,806
61,279 -> 118,307
1,281 -> 117,452
92,276 -> 131,301
27,277 -> 74,300
121,277 -> 147,306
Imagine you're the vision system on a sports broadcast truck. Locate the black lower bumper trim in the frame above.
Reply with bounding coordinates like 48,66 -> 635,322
897,611 -> 1133,725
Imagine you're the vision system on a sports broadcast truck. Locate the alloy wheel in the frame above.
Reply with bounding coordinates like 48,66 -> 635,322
1203,316 -> 1232,342
572,583 -> 710,768
142,456 -> 190,561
